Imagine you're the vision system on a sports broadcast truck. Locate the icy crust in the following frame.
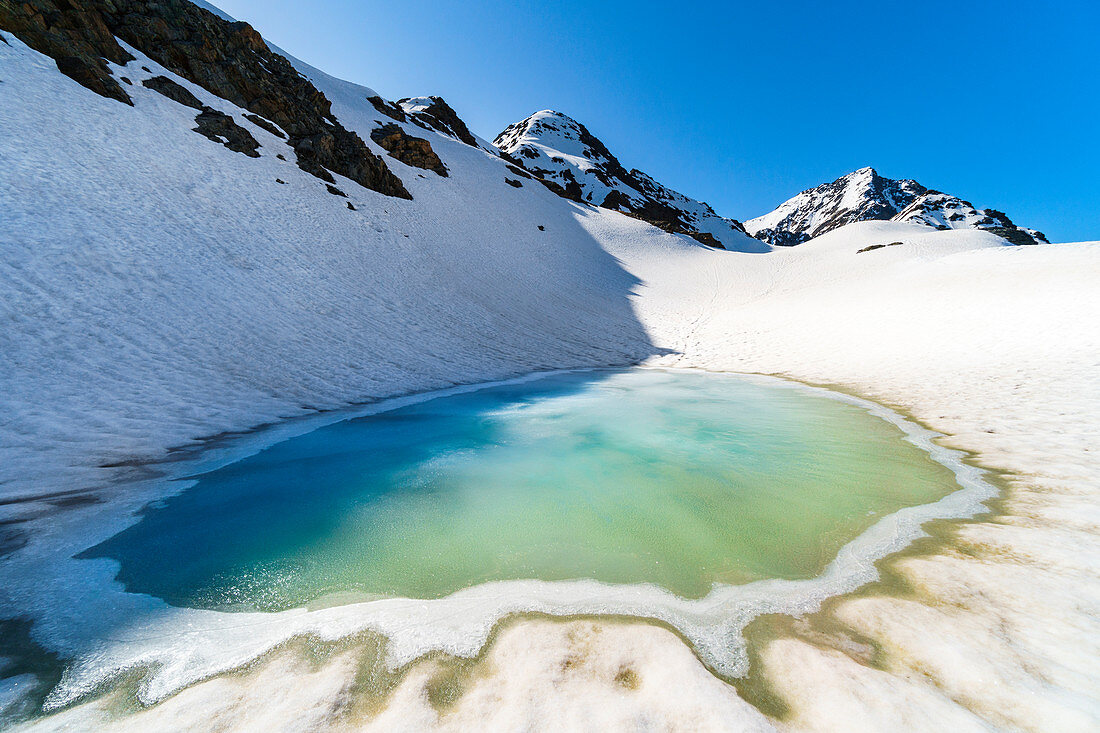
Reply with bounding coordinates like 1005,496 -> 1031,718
20,370 -> 997,709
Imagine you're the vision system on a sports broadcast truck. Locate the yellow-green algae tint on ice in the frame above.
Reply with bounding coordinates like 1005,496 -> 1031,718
85,369 -> 960,610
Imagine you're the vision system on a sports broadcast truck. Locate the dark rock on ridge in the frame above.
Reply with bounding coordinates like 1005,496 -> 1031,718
370,123 -> 448,177
0,0 -> 410,199
244,113 -> 285,139
399,96 -> 480,147
193,107 -> 259,157
0,0 -> 134,104
367,95 -> 407,122
142,75 -> 202,109
745,168 -> 926,247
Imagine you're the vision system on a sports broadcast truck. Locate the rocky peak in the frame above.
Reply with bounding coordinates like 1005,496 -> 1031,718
495,110 -> 766,252
745,168 -> 1046,247
744,167 -> 927,247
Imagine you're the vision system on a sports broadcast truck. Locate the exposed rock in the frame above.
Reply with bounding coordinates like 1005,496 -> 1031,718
534,176 -> 571,199
369,123 -> 447,177
244,113 -> 285,139
857,241 -> 904,253
142,75 -> 202,110
504,162 -> 533,180
601,189 -> 632,210
193,107 -> 260,157
398,96 -> 479,147
0,0 -> 134,105
0,0 -> 410,199
326,184 -> 347,197
346,202 -> 356,210
504,178 -> 522,188
367,95 -> 407,122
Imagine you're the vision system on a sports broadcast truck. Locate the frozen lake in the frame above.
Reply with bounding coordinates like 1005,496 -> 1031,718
87,369 -> 960,611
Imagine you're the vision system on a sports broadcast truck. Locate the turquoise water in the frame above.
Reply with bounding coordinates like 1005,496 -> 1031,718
85,370 -> 959,611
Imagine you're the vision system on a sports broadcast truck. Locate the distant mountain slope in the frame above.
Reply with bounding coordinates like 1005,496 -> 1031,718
495,110 -> 768,252
745,167 -> 1046,247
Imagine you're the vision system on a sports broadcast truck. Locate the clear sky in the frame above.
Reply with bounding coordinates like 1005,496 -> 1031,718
212,0 -> 1097,241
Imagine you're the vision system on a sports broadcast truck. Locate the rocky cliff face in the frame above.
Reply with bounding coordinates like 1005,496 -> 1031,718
0,0 -> 410,199
494,110 -> 767,252
745,167 -> 1046,246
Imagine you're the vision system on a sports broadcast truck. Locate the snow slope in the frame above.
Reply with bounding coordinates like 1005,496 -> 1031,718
0,33 -> 665,502
2,3 -> 1099,731
495,110 -> 768,252
745,167 -> 1046,247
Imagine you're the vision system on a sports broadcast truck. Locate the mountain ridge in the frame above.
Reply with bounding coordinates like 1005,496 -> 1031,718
745,167 -> 1046,247
494,110 -> 769,252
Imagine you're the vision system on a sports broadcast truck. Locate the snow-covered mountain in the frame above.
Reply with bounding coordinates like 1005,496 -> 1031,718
745,167 -> 1047,247
495,110 -> 768,252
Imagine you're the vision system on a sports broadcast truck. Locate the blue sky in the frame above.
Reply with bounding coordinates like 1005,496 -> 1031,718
213,0 -> 1097,241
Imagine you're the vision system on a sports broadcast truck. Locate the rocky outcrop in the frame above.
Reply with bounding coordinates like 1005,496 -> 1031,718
142,74 -> 259,156
370,124 -> 447,177
142,75 -> 202,109
243,113 -> 285,139
0,0 -> 134,104
193,107 -> 259,157
0,0 -> 410,199
399,96 -> 479,148
495,110 -> 763,251
367,95 -> 407,123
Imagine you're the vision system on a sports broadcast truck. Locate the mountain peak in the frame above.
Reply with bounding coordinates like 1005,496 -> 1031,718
744,169 -> 1045,247
744,169 -> 923,247
495,111 -> 768,252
